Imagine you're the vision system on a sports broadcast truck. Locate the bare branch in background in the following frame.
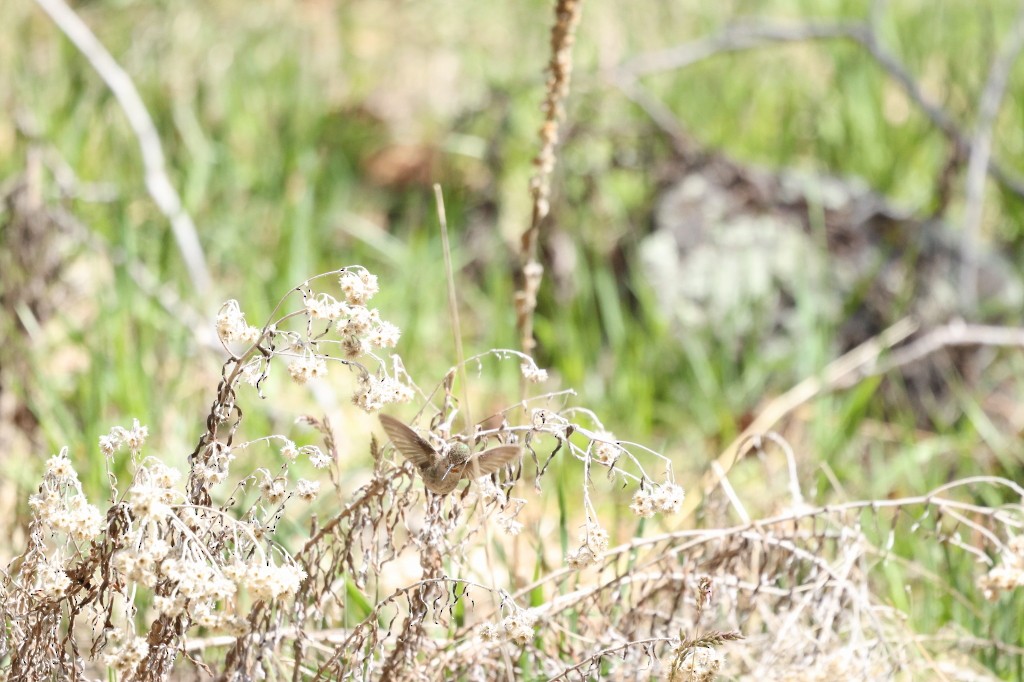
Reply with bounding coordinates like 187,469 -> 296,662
866,320 -> 1024,379
609,15 -> 1024,202
613,21 -> 864,77
959,7 -> 1024,309
34,0 -> 213,299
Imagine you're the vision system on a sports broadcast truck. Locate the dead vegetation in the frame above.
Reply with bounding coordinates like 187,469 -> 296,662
3,0 -> 1024,680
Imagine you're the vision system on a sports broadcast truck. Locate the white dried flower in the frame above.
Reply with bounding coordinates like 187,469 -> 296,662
45,449 -> 77,481
479,623 -> 502,643
338,305 -> 373,336
567,522 -> 609,570
305,445 -> 332,469
368,320 -> 401,349
246,562 -> 307,602
979,564 -> 1024,601
36,558 -> 72,598
339,270 -> 377,305
198,441 -> 235,485
630,488 -> 657,518
28,488 -> 57,516
129,481 -> 172,521
237,325 -> 263,344
152,593 -> 186,617
296,479 -> 320,501
288,354 -> 328,384
99,434 -> 119,457
360,270 -> 379,297
122,419 -> 149,454
652,483 -> 685,514
341,334 -> 371,359
498,516 -> 524,536
65,496 -> 105,542
146,460 -> 182,490
238,354 -> 265,386
260,474 -> 288,505
501,609 -> 538,647
216,301 -> 262,344
191,600 -> 223,628
585,524 -> 609,554
352,374 -> 414,413
1008,535 -> 1024,557
280,440 -> 300,461
305,293 -> 345,320
146,538 -> 171,561
566,546 -> 597,570
591,433 -> 621,466
520,362 -> 548,383
216,299 -> 247,342
103,635 -> 150,673
160,558 -> 235,602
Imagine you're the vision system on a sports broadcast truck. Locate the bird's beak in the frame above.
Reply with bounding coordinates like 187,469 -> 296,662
443,460 -> 471,481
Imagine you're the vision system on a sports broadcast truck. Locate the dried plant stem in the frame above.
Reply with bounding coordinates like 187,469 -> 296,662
959,6 -> 1024,308
516,0 -> 585,355
863,320 -> 1024,378
687,319 -> 1024,519
33,0 -> 213,298
544,637 -> 675,681
502,474 -> 1024,614
680,317 -> 918,519
434,186 -> 513,681
434,185 -> 471,430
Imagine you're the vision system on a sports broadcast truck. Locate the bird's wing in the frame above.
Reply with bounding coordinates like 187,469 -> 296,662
463,446 -> 520,478
379,415 -> 435,468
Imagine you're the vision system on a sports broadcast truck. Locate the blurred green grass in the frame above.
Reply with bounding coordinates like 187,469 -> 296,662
3,0 -> 1024,676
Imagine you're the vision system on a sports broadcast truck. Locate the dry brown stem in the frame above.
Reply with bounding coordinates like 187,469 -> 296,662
516,0 -> 585,355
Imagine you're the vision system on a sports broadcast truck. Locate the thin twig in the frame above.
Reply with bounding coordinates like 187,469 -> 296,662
544,637 -> 675,681
33,0 -> 213,298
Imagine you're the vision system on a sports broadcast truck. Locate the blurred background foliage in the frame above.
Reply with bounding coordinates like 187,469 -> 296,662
2,0 -> 1024,674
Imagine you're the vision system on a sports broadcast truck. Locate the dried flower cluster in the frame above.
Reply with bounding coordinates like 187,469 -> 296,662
28,449 -> 105,547
0,267 -> 694,681
630,482 -> 686,518
480,607 -> 539,647
978,534 -> 1024,600
566,519 -> 610,569
4,266 -> 1022,681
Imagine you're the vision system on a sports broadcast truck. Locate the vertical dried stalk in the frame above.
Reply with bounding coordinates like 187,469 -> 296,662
516,0 -> 585,355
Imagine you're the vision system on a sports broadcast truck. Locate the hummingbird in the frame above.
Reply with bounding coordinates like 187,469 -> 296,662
379,414 -> 520,494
